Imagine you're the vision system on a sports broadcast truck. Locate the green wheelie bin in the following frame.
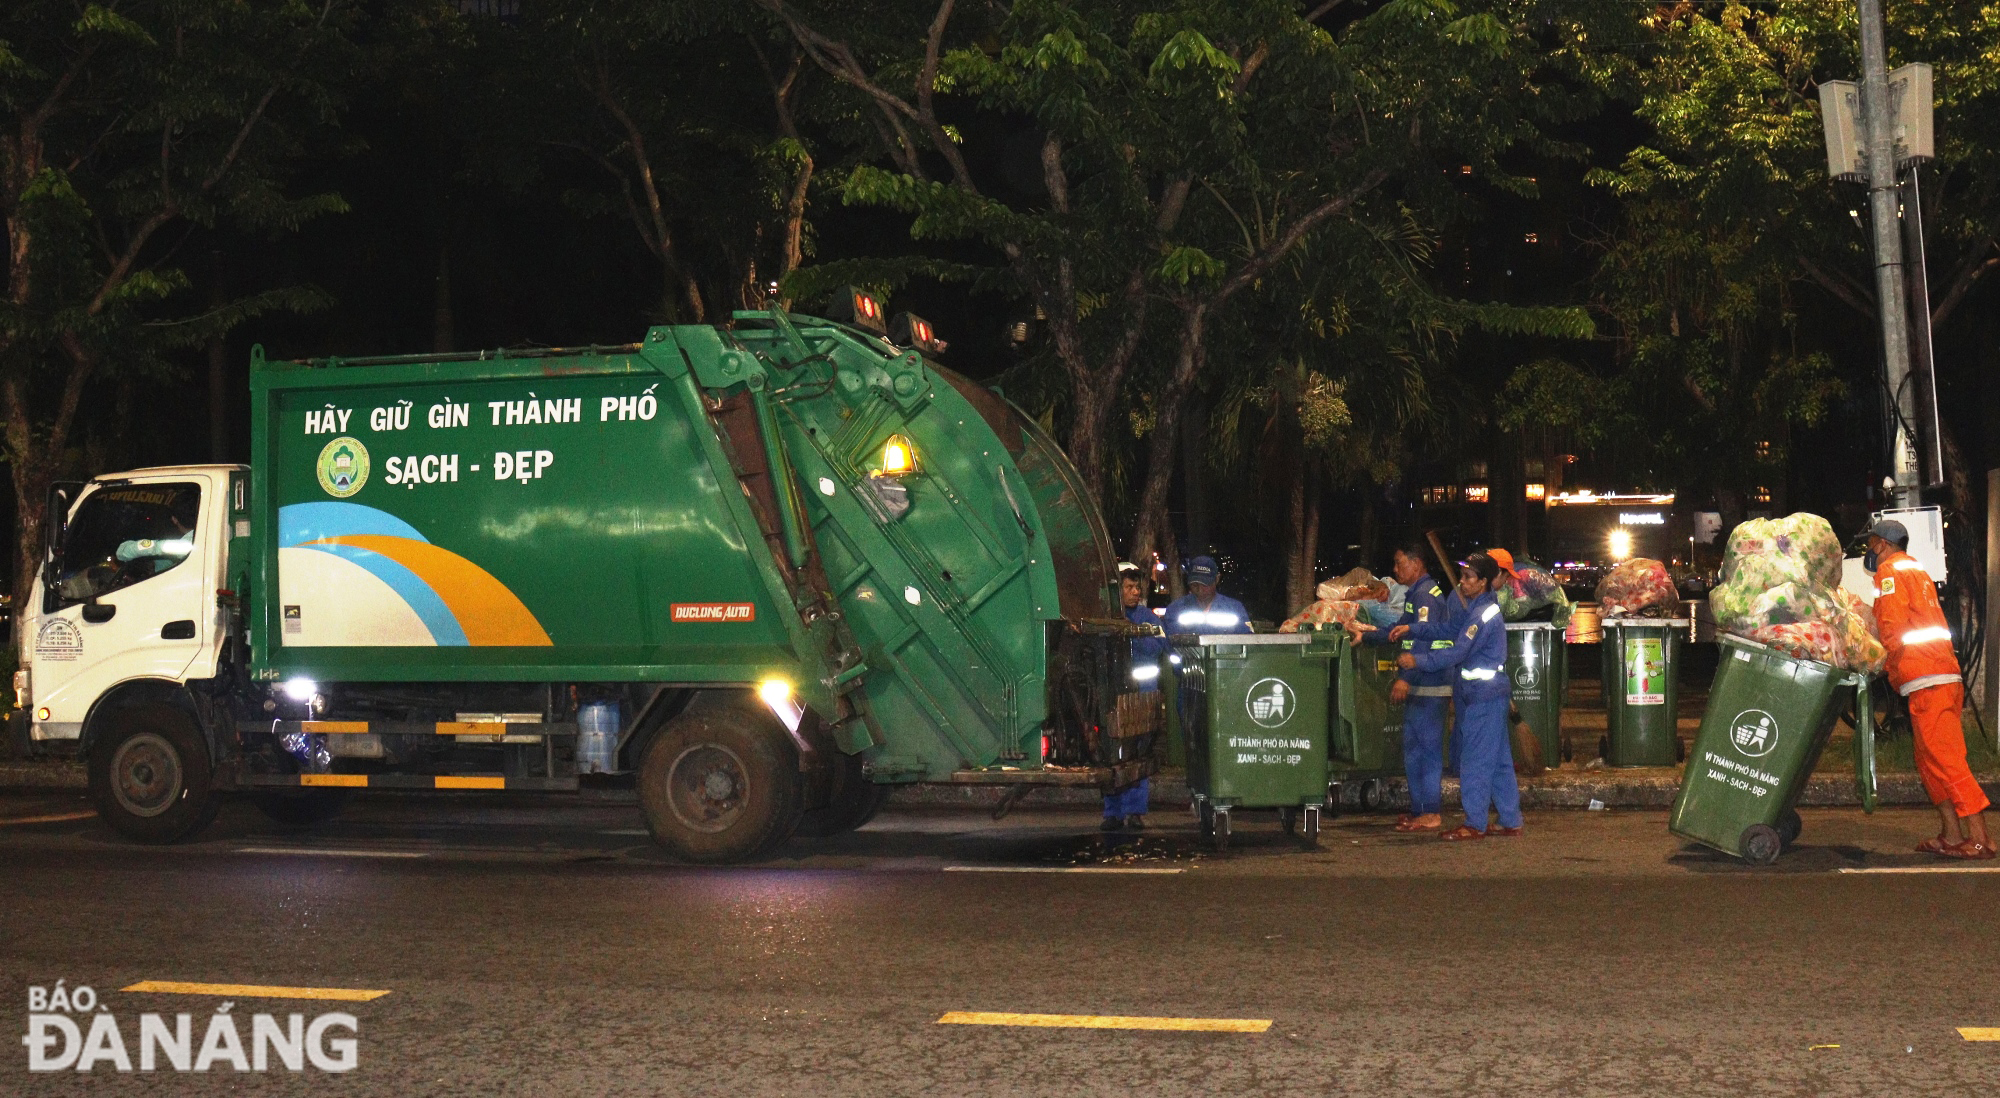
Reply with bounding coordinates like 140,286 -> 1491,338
1329,639 -> 1406,811
1181,631 -> 1339,850
1506,623 -> 1568,769
1600,618 -> 1689,767
1668,635 -> 1877,865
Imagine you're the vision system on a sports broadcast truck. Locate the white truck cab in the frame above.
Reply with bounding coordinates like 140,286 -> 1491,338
19,465 -> 243,837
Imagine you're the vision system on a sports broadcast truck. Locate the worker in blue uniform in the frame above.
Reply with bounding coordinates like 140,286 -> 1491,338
1347,543 -> 1453,832
1400,552 -> 1523,841
1163,555 -> 1252,636
1104,562 -> 1170,831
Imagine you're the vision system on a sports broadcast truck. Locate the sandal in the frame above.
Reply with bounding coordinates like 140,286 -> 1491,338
1915,834 -> 1955,854
1491,826 -> 1524,838
1941,840 -> 1998,861
1439,825 -> 1485,842
1394,816 -> 1442,833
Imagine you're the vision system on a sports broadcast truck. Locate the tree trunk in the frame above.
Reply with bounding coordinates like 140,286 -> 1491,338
432,235 -> 454,354
1359,487 -> 1380,570
207,335 -> 228,462
1127,305 -> 1208,564
1181,394 -> 1210,554
1286,459 -> 1321,612
208,261 -> 228,461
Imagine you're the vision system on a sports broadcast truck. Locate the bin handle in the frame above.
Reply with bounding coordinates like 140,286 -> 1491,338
1849,673 -> 1877,813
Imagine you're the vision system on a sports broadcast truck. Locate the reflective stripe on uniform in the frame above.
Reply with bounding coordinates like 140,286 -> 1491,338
1410,686 -> 1454,697
1899,672 -> 1963,696
1131,664 -> 1160,682
1900,626 -> 1952,646
1481,605 -> 1500,623
1431,640 -> 1454,650
1892,558 -> 1926,571
1176,611 -> 1240,628
1461,667 -> 1500,681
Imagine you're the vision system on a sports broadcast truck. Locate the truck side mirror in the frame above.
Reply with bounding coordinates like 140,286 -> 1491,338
42,481 -> 83,614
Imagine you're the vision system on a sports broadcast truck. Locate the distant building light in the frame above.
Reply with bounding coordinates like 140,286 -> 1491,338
1619,512 -> 1666,525
1523,232 -> 1539,244
1460,165 -> 1473,175
1753,486 -> 1772,504
1524,483 -> 1546,501
1464,484 -> 1490,503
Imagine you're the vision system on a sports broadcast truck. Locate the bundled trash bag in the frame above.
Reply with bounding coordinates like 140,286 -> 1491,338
1748,622 -> 1846,667
1315,568 -> 1389,604
1833,587 -> 1886,673
1497,559 -> 1573,625
1279,599 -> 1362,633
1720,513 -> 1843,592
1596,558 -> 1679,618
1708,512 -> 1881,672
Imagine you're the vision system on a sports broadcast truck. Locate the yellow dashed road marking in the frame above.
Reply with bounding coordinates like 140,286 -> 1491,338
123,981 -> 390,1002
1959,1027 -> 2000,1041
938,1011 -> 1268,1032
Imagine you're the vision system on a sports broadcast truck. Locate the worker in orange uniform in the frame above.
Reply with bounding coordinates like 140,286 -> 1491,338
1866,519 -> 1992,859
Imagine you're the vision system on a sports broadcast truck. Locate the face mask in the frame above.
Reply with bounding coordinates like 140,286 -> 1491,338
1863,549 -> 1878,573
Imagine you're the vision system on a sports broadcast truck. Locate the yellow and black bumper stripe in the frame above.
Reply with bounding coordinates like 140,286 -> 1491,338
238,773 -> 575,792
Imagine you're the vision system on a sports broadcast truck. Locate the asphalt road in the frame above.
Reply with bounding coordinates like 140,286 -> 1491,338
1,792 -> 1996,1096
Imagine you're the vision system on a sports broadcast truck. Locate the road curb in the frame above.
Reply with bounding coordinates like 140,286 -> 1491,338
1,756 -> 1989,811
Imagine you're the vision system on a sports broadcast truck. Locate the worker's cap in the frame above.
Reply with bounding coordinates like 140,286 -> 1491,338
1867,519 -> 1908,547
1486,548 -> 1515,572
1116,561 -> 1143,577
1185,556 -> 1220,585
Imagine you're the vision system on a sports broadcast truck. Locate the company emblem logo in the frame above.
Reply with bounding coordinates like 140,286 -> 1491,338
1730,708 -> 1779,758
1246,678 -> 1297,728
316,437 -> 370,498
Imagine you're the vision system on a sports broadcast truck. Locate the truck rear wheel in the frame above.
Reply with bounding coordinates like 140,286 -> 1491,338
639,701 -> 802,863
88,705 -> 219,844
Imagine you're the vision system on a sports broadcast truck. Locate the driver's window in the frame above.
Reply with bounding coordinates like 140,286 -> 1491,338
57,483 -> 203,606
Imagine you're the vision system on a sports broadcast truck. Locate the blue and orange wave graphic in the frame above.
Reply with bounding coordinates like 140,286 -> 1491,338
280,502 -> 552,646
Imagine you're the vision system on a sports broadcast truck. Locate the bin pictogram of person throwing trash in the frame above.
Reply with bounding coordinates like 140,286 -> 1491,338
1730,709 -> 1778,758
1247,678 -> 1296,728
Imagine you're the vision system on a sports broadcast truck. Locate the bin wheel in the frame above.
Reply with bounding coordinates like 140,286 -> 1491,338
1740,823 -> 1782,867
1358,779 -> 1386,811
1675,737 -> 1687,764
1777,808 -> 1803,848
1212,808 -> 1231,853
1598,735 -> 1610,765
1197,799 -> 1215,839
1560,735 -> 1574,764
1278,806 -> 1298,835
1301,805 -> 1321,848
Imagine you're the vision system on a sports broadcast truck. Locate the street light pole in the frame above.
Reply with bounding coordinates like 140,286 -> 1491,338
1857,0 -> 1920,508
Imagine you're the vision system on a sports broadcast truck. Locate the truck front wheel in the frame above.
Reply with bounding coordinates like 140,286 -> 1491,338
88,706 -> 220,844
638,702 -> 802,863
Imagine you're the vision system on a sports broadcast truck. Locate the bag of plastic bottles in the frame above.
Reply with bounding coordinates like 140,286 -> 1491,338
1709,512 -> 1881,672
1748,621 -> 1846,667
1595,558 -> 1678,618
1497,559 -> 1573,625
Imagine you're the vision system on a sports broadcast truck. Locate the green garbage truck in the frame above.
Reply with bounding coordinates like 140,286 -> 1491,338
17,299 -> 1154,862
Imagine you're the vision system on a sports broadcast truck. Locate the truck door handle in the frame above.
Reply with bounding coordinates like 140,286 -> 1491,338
82,603 -> 116,624
161,620 -> 195,640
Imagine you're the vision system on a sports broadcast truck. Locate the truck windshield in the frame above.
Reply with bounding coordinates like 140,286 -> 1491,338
57,483 -> 202,605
